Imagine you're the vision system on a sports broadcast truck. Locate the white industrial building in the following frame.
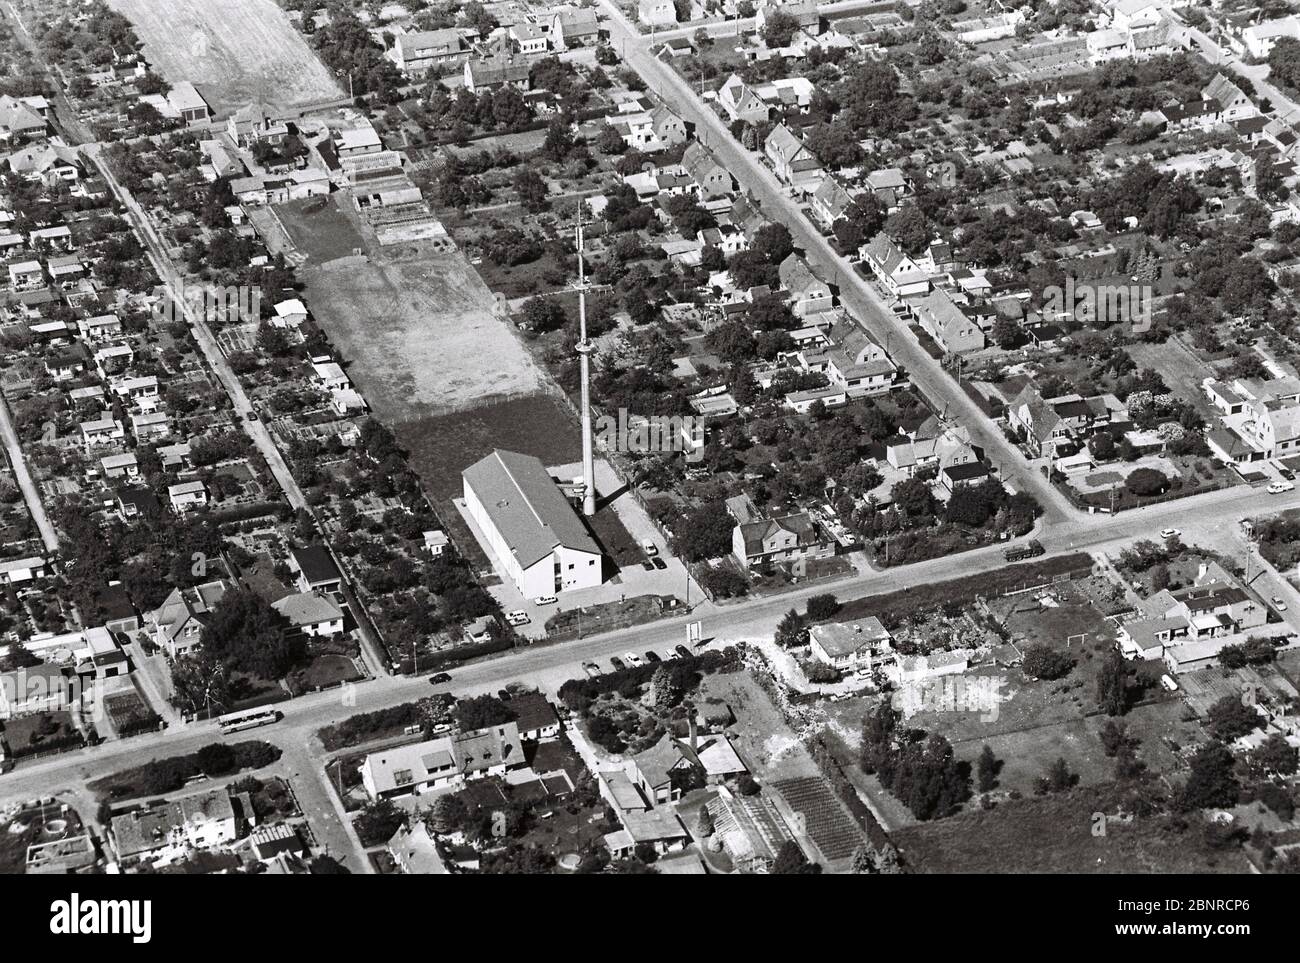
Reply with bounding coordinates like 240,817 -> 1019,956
462,449 -> 603,599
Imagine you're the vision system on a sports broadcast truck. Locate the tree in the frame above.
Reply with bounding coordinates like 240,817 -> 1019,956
200,588 -> 301,680
976,744 -> 998,793
197,742 -> 237,776
1252,732 -> 1299,776
991,315 -> 1024,349
671,501 -> 736,561
1022,644 -> 1073,680
354,798 -> 407,846
309,855 -> 350,874
1099,719 -> 1129,757
1037,757 -> 1075,794
1095,649 -> 1132,716
513,168 -> 548,212
648,665 -> 681,712
805,593 -> 840,620
1177,741 -> 1240,811
1206,695 -> 1262,741
519,295 -> 565,332
763,10 -> 801,47
1125,467 -> 1169,497
595,123 -> 626,155
428,794 -> 468,834
775,608 -> 807,648
832,195 -> 886,250
751,223 -> 794,265
771,839 -> 821,873
454,694 -> 516,731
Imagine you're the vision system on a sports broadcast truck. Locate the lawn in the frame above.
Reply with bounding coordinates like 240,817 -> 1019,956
273,195 -> 365,263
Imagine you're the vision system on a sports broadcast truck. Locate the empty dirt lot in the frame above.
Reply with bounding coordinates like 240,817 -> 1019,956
303,247 -> 552,422
108,0 -> 340,114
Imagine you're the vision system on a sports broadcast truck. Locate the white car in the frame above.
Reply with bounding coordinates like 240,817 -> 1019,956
1268,481 -> 1295,494
1159,528 -> 1180,539
506,610 -> 530,626
533,595 -> 558,606
1272,596 -> 1288,612
623,651 -> 643,667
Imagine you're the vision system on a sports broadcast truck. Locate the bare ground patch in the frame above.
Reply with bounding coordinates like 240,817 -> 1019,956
107,0 -> 341,114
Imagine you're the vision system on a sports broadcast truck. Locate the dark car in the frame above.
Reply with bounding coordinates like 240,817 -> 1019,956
609,656 -> 626,671
641,560 -> 655,571
651,557 -> 667,570
428,672 -> 452,684
497,688 -> 512,701
644,650 -> 662,663
674,644 -> 692,659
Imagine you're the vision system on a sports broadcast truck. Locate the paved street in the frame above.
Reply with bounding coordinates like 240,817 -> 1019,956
0,394 -> 58,553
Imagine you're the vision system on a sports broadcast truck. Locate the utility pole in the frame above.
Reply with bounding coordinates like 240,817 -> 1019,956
576,215 -> 597,516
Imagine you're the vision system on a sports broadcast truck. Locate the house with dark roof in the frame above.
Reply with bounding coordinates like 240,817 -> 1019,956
912,287 -> 985,354
860,233 -> 930,297
148,580 -> 231,660
810,177 -> 853,228
682,142 -> 733,199
716,74 -> 770,125
507,691 -> 561,741
463,54 -> 532,92
462,449 -> 603,598
764,124 -> 823,191
732,511 -> 833,571
778,254 -> 832,317
289,545 -> 343,595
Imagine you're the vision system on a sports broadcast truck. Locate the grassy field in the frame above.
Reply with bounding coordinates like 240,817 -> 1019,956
108,0 -> 341,114
894,784 -> 1253,873
304,249 -> 550,422
397,393 -> 580,502
273,195 -> 365,263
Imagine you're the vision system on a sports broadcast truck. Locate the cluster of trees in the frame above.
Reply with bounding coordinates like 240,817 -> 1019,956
860,702 -> 969,819
309,8 -> 405,102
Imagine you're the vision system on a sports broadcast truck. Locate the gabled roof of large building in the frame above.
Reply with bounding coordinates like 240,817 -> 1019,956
464,449 -> 601,568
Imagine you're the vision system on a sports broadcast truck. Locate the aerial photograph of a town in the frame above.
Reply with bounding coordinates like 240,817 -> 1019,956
0,0 -> 1295,927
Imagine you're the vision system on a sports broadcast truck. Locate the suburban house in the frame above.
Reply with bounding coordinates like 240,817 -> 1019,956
0,555 -> 48,585
1203,73 -> 1257,125
884,418 -> 980,476
509,21 -> 549,55
387,821 -> 448,874
716,74 -> 770,125
682,142 -> 733,199
0,663 -> 69,719
148,580 -> 231,660
271,592 -> 345,638
360,723 -> 526,799
732,508 -> 833,571
800,318 -> 899,397
463,55 -> 532,92
462,449 -> 603,598
764,124 -> 823,191
1120,562 -> 1269,670
1007,385 -> 1127,458
110,788 -> 240,861
808,616 -> 894,671
0,94 -> 48,142
168,480 -> 208,513
508,691 -> 562,742
1205,375 -> 1300,465
911,287 -> 985,354
227,101 -> 288,147
638,0 -> 678,28
550,7 -> 602,49
388,28 -> 468,76
288,545 -> 343,595
810,177 -> 853,228
778,254 -> 832,317
860,233 -> 930,298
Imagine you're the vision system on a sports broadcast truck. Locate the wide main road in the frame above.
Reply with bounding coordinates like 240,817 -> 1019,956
600,0 -> 1078,523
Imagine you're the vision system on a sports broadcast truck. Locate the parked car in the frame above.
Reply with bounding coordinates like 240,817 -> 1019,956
651,557 -> 667,570
624,652 -> 643,667
641,539 -> 659,557
428,672 -> 452,684
506,610 -> 530,626
674,644 -> 692,659
534,595 -> 558,605
641,560 -> 655,571
644,650 -> 662,663
582,661 -> 600,679
1160,674 -> 1179,692
609,656 -> 626,671
1268,481 -> 1295,494
1271,596 -> 1288,611
1159,528 -> 1180,540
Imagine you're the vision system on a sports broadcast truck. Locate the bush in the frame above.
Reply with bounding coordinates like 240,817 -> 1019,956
197,742 -> 236,776
1125,467 -> 1169,497
806,593 -> 840,620
1021,644 -> 1074,681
